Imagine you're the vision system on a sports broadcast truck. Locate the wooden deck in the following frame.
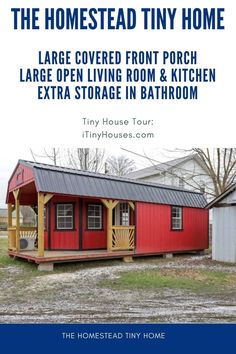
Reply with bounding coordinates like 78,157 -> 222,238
8,249 -> 135,264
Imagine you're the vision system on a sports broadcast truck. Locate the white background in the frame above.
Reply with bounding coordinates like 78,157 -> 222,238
0,0 -> 235,148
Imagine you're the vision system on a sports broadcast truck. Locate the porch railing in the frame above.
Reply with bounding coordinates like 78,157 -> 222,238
111,226 -> 135,251
8,226 -> 37,251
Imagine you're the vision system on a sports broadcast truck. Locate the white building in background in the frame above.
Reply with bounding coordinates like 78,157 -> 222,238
126,154 -> 213,202
207,184 -> 236,263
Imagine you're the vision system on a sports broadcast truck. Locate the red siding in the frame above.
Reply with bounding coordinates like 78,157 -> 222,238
8,163 -> 34,192
136,202 -> 208,253
45,198 -> 208,253
44,230 -> 49,250
130,208 -> 135,225
46,196 -> 107,250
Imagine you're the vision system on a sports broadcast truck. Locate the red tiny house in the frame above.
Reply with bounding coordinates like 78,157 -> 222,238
6,160 -> 209,269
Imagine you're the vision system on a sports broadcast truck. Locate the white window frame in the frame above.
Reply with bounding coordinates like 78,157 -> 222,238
56,203 -> 74,230
119,202 -> 130,226
171,206 -> 183,230
87,204 -> 102,230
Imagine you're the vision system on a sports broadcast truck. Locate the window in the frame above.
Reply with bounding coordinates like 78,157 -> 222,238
87,204 -> 102,230
171,206 -> 183,230
119,202 -> 129,226
56,204 -> 74,230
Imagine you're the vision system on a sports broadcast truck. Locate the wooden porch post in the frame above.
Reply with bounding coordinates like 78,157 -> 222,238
107,201 -> 113,251
38,193 -> 54,257
101,199 -> 119,251
7,203 -> 13,228
13,189 -> 20,252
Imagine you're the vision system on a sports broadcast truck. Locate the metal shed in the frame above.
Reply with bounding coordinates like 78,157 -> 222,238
207,184 -> 236,263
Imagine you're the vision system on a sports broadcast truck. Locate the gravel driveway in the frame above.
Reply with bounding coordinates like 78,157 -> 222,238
0,255 -> 235,323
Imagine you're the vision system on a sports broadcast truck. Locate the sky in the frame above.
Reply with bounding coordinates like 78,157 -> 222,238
0,147 -> 185,208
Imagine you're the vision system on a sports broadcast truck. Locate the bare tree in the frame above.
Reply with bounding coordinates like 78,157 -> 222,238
106,155 -> 136,176
66,148 -> 105,172
193,148 -> 236,196
30,148 -> 61,166
29,148 -> 105,172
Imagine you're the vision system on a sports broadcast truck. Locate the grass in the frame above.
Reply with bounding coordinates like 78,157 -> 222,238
0,237 -> 8,251
101,268 -> 236,294
0,238 -> 39,277
0,238 -> 15,266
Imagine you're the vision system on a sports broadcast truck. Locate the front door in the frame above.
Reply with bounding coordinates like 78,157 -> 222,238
82,202 -> 107,250
114,202 -> 130,226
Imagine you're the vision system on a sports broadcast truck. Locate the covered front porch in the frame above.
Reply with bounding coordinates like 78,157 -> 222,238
7,186 -> 136,269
